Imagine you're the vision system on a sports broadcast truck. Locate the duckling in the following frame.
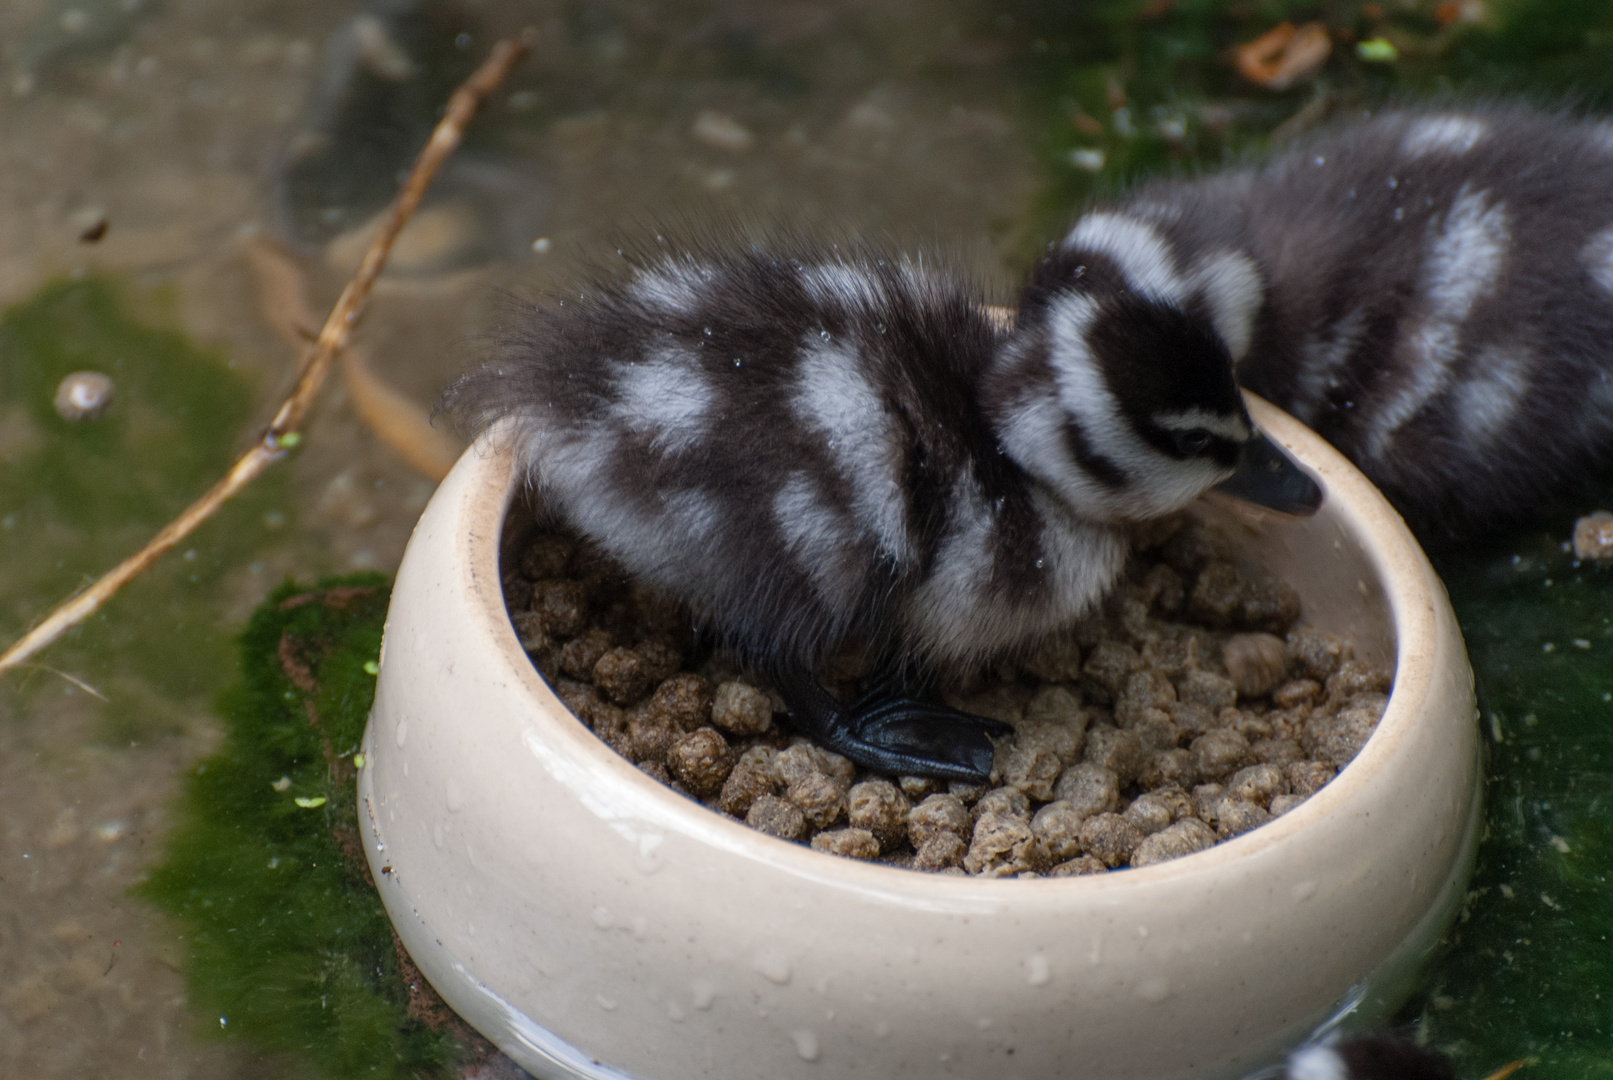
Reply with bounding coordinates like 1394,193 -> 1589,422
445,237 -> 1317,781
1284,1036 -> 1455,1080
1108,103 -> 1613,546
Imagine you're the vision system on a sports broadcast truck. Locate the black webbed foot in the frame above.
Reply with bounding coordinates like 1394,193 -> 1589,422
772,665 -> 1010,782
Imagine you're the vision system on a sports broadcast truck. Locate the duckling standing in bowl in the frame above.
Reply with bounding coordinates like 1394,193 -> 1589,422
444,224 -> 1319,781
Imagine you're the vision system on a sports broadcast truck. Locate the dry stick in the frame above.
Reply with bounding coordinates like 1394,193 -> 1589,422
0,30 -> 535,677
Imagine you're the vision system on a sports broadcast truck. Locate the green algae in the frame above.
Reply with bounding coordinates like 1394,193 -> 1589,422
0,276 -> 291,740
1401,534 -> 1613,1077
138,577 -> 469,1080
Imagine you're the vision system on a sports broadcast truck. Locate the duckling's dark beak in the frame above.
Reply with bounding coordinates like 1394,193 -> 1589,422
1214,431 -> 1323,516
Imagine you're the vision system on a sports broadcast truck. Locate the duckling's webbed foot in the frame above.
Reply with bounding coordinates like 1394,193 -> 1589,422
772,665 -> 1010,782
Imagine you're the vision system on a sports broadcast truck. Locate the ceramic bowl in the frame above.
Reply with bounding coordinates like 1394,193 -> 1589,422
358,395 -> 1481,1080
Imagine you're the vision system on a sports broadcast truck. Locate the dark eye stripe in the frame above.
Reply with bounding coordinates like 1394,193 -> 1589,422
1062,419 -> 1129,489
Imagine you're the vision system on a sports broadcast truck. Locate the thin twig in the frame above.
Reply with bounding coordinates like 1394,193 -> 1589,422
0,30 -> 535,677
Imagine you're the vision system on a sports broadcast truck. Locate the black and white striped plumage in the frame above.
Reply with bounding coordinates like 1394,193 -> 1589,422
447,237 -> 1278,778
1115,104 -> 1613,544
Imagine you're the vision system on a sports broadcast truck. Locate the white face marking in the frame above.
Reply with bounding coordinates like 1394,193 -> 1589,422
1045,295 -> 1233,518
1580,225 -> 1613,294
1368,185 -> 1510,457
629,260 -> 714,310
1189,249 -> 1263,363
1285,1046 -> 1348,1080
1293,308 -> 1368,425
1062,213 -> 1184,302
1150,407 -> 1251,441
1401,114 -> 1488,158
792,336 -> 914,566
773,471 -> 859,619
1452,343 -> 1531,444
608,347 -> 713,453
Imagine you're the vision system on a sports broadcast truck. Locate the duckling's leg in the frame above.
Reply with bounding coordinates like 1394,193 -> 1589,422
772,664 -> 1010,781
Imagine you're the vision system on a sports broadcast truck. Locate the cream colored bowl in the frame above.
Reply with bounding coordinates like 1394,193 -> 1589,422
358,396 -> 1480,1080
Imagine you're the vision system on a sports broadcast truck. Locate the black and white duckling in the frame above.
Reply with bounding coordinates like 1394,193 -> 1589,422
1098,103 -> 1613,546
1282,1036 -> 1456,1080
445,239 -> 1317,781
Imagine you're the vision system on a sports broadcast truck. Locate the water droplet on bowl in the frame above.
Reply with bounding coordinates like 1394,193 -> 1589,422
792,1029 -> 821,1062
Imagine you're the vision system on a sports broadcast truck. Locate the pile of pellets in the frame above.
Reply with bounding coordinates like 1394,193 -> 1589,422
503,515 -> 1393,877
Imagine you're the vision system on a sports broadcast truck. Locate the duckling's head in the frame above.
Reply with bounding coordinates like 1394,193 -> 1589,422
986,212 -> 1317,523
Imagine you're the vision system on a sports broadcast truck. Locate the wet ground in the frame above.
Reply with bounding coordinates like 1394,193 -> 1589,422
2,0 -> 1612,1077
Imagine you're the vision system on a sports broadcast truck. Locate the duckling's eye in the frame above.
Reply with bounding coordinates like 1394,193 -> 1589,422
1173,429 -> 1212,456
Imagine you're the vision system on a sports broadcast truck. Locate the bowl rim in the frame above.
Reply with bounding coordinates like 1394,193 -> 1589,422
456,391 -> 1448,893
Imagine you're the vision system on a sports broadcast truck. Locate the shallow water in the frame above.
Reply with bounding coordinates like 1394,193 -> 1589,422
1,0 -> 1611,1077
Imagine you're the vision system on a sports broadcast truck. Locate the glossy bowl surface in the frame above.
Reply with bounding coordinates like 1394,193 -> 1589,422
358,396 -> 1481,1080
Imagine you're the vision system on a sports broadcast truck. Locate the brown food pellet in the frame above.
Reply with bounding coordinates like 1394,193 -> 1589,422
1190,729 -> 1253,781
510,610 -> 552,653
594,647 -> 652,704
624,707 -> 678,763
636,639 -> 685,683
1122,791 -> 1177,836
1286,627 -> 1349,682
1030,800 -> 1087,868
972,786 -> 1031,824
1239,576 -> 1302,633
1224,763 -> 1289,809
898,775 -> 943,801
1053,763 -> 1120,818
719,747 -> 781,816
560,628 -> 613,680
964,812 -> 1035,877
1138,748 -> 1198,790
787,772 -> 849,830
1326,662 -> 1393,703
1250,737 -> 1306,767
649,674 -> 714,731
948,780 -> 988,805
531,579 -> 589,639
521,535 -> 575,580
1130,818 -> 1216,867
1215,796 -> 1272,839
746,794 -> 806,841
848,781 -> 910,851
913,832 -> 968,872
1048,854 -> 1108,877
1188,561 -> 1244,626
908,793 -> 971,848
1177,667 -> 1238,710
1082,726 -> 1150,786
1021,634 -> 1083,683
1270,793 -> 1307,816
667,727 -> 734,797
1079,813 -> 1144,867
811,827 -> 880,860
1223,632 -> 1288,698
1272,678 -> 1321,710
1192,783 -> 1226,824
1287,760 -> 1337,797
711,680 -> 774,736
511,515 -> 1389,876
777,742 -> 855,787
1081,640 -> 1142,704
1303,693 -> 1388,766
999,740 -> 1063,801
